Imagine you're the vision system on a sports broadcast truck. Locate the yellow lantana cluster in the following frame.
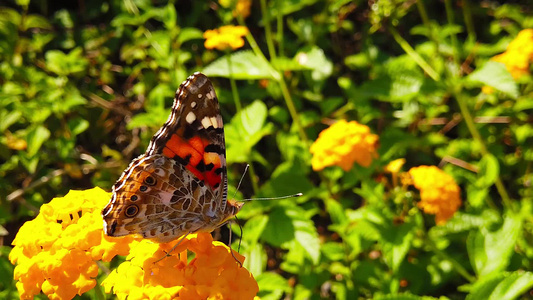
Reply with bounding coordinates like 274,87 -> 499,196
310,120 -> 379,171
102,233 -> 258,300
10,188 -> 258,300
408,166 -> 462,225
491,29 -> 533,80
219,0 -> 252,19
9,188 -> 135,299
204,25 -> 249,51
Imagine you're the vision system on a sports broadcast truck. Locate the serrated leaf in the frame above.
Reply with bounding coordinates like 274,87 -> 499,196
202,50 -> 277,80
466,271 -> 533,300
257,272 -> 290,300
466,61 -> 518,99
467,215 -> 522,277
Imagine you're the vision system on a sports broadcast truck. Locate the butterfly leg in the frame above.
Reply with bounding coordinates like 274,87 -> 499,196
228,221 -> 243,268
153,231 -> 192,264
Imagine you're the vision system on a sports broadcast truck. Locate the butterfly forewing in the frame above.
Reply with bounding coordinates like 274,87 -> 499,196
102,73 -> 243,243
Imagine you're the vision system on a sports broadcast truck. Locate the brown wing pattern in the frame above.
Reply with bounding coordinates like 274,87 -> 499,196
102,73 -> 243,243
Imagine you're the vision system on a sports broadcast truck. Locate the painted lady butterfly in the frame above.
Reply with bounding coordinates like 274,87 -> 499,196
102,72 -> 243,243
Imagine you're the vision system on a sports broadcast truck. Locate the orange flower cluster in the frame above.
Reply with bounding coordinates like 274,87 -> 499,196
408,166 -> 462,225
9,188 -> 135,299
204,25 -> 249,51
310,120 -> 379,171
102,233 -> 258,300
491,29 -> 533,79
9,188 -> 258,299
219,0 -> 252,19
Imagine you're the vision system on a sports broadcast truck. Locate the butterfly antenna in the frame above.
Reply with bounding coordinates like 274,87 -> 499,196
240,193 -> 303,202
231,164 -> 249,200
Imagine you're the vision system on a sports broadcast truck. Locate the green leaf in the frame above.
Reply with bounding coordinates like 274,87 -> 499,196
161,3 -> 176,29
466,61 -> 519,99
466,271 -> 533,300
260,162 -> 314,198
467,215 -> 522,277
178,27 -> 204,44
257,272 -> 291,300
375,293 -> 440,300
294,46 -> 333,80
67,118 -> 89,136
262,206 -> 295,247
321,242 -> 345,261
476,154 -> 499,187
262,206 -> 320,264
26,125 -> 50,157
45,48 -> 88,76
202,51 -> 278,80
0,110 -> 21,131
242,214 -> 269,246
270,0 -> 319,15
226,100 -> 273,163
351,55 -> 425,103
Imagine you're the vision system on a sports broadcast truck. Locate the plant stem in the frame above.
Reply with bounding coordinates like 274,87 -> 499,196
444,0 -> 460,67
278,77 -> 308,143
388,26 -> 440,81
462,0 -> 476,42
260,0 -> 277,61
276,0 -> 284,56
454,92 -> 513,210
226,51 -> 242,112
416,0 -> 440,53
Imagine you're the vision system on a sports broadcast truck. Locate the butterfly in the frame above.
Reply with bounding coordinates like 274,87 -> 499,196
102,72 -> 243,243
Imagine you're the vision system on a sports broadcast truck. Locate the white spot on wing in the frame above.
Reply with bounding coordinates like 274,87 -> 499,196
210,116 -> 219,128
186,111 -> 196,124
201,117 -> 212,129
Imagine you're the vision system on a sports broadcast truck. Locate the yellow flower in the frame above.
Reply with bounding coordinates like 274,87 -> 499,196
310,120 -> 379,171
102,233 -> 258,300
10,188 -> 259,299
9,188 -> 135,299
408,166 -> 461,225
204,25 -> 249,51
491,29 -> 533,80
385,158 -> 406,174
219,0 -> 252,18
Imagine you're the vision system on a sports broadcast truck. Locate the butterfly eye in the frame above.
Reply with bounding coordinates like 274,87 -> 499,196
124,205 -> 139,217
144,176 -> 156,186
130,195 -> 138,201
139,185 -> 148,192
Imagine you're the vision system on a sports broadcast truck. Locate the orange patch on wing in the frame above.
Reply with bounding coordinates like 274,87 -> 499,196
162,134 -> 223,187
203,152 -> 223,187
163,134 -> 205,180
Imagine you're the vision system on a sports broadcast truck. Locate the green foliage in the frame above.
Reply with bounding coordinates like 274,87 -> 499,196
1,0 -> 532,299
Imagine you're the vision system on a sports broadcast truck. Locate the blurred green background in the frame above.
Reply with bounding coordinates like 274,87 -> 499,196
1,0 -> 532,299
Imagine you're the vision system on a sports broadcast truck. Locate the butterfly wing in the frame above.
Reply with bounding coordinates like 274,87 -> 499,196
102,73 -> 242,243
